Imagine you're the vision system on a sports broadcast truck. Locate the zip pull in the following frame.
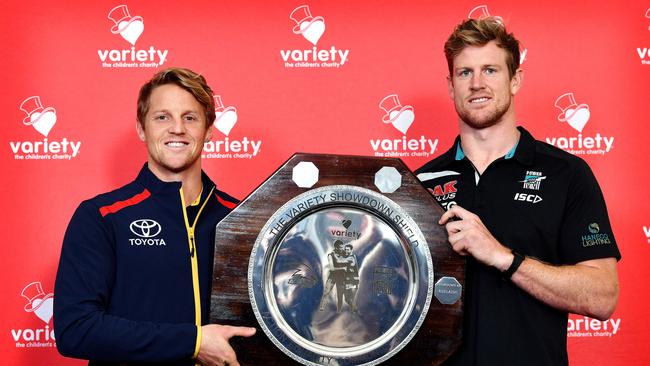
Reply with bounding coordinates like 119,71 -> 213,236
189,228 -> 196,258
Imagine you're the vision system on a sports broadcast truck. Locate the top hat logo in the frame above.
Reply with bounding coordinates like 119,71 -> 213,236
379,94 -> 415,135
466,6 -> 527,63
468,5 -> 503,23
20,96 -> 57,137
289,5 -> 326,45
554,92 -> 591,133
213,95 -> 238,136
107,5 -> 144,45
21,281 -> 54,324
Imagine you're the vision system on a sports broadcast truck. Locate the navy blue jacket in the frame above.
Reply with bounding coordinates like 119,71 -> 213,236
54,164 -> 237,365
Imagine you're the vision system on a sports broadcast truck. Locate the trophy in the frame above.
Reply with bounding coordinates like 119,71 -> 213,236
211,153 -> 464,365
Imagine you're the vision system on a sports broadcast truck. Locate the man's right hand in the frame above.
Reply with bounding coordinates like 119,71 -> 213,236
196,324 -> 256,366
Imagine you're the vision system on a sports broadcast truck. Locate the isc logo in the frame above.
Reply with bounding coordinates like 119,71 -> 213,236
514,193 -> 543,204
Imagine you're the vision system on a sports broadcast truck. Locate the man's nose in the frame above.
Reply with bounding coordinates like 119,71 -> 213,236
169,117 -> 185,133
469,73 -> 485,90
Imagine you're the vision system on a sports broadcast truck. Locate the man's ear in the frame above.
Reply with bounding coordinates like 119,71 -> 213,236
205,124 -> 213,142
510,69 -> 524,95
447,75 -> 455,101
136,121 -> 146,142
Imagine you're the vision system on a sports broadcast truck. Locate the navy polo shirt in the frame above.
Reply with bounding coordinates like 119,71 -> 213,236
415,127 -> 620,366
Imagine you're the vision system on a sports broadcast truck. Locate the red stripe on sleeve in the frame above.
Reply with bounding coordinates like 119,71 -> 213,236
215,194 -> 237,209
99,189 -> 151,217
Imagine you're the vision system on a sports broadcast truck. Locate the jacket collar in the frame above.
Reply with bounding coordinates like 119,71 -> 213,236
135,163 -> 216,195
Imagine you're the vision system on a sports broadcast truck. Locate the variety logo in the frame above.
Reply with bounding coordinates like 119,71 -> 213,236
644,226 -> 650,244
97,5 -> 169,68
129,219 -> 166,246
545,92 -> 614,156
568,316 -> 621,338
581,222 -> 612,247
10,96 -> 82,160
330,218 -> 362,240
468,5 -> 503,23
370,94 -> 438,158
291,5 -> 325,45
11,281 -> 56,348
202,95 -> 263,159
555,92 -> 590,133
468,5 -> 527,63
520,171 -> 545,190
280,5 -> 350,69
636,9 -> 650,65
213,95 -> 238,136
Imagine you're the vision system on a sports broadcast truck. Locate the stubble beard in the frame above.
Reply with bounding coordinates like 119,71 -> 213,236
456,98 -> 510,130
152,143 -> 200,174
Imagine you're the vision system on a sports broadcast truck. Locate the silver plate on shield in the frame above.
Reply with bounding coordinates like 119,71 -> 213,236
249,185 -> 434,365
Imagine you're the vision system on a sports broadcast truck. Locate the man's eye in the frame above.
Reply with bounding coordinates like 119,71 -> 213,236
485,68 -> 496,75
154,115 -> 167,120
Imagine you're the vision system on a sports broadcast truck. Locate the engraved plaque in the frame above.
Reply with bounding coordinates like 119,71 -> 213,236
211,153 -> 465,365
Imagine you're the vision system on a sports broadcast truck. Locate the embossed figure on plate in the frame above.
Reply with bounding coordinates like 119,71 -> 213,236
318,239 -> 360,313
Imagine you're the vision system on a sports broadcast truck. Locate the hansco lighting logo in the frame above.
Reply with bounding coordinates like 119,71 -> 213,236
545,92 -> 614,156
370,94 -> 438,158
11,282 -> 56,348
468,5 -> 527,63
97,5 -> 169,68
280,5 -> 350,69
10,96 -> 82,160
637,8 -> 650,65
203,95 -> 262,159
129,219 -> 166,246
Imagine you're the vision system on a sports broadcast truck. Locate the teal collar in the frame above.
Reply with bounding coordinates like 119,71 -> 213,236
454,140 -> 519,161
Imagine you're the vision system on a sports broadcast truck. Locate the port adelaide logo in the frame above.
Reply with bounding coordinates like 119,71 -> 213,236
129,219 -> 165,246
514,171 -> 545,204
520,171 -> 545,190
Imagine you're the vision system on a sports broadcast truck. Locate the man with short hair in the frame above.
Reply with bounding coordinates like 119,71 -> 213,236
342,243 -> 359,313
54,67 -> 255,366
319,239 -> 347,312
416,18 -> 620,365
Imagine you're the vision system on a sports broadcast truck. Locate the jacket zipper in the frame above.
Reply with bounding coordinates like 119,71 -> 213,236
179,186 -> 215,362
189,228 -> 196,257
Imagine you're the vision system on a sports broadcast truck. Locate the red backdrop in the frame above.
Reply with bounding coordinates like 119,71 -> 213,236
1,0 -> 649,364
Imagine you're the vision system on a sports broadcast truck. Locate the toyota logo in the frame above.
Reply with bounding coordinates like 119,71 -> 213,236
130,219 -> 162,238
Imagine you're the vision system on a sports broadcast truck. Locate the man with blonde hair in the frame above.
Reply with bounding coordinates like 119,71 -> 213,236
416,18 -> 620,365
55,67 -> 255,366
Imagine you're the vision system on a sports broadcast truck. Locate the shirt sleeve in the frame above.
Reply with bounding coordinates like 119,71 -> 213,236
557,159 -> 621,264
54,201 -> 197,362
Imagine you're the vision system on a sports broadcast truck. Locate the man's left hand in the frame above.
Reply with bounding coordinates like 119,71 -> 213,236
438,204 -> 512,271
